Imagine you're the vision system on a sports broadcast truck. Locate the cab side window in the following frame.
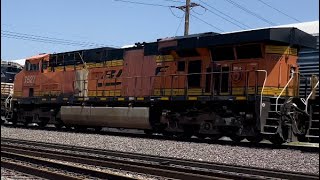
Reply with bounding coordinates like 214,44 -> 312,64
25,61 -> 40,71
41,60 -> 48,72
25,61 -> 31,71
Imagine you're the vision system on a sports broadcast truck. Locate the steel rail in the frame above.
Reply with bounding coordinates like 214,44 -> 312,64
1,151 -> 136,180
1,145 -> 235,180
1,159 -> 82,180
2,138 -> 318,180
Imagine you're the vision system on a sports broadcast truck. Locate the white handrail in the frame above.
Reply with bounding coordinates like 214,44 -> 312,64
275,71 -> 295,112
4,93 -> 12,110
256,70 -> 267,117
305,80 -> 319,112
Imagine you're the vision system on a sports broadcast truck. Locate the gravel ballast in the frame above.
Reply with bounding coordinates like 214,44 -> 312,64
1,126 -> 319,175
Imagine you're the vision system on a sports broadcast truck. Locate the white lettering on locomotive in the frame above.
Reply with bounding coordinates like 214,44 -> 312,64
24,75 -> 36,84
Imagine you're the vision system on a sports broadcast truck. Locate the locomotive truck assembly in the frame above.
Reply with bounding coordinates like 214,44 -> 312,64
2,27 -> 319,144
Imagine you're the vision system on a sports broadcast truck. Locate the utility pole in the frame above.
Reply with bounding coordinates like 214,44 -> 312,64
184,0 -> 191,36
175,0 -> 200,36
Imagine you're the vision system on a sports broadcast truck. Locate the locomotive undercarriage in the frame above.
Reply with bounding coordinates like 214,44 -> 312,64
159,101 -> 262,142
7,100 -> 264,143
5,96 -> 317,144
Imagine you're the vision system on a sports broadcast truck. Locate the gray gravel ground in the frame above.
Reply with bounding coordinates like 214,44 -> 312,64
1,126 -> 319,175
1,167 -> 43,180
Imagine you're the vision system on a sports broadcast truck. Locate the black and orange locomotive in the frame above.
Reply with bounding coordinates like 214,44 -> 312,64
5,27 -> 319,144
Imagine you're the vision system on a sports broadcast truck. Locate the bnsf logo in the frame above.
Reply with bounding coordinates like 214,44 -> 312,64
24,75 -> 36,84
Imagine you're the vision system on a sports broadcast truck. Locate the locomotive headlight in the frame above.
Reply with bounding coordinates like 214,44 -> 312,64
245,114 -> 253,120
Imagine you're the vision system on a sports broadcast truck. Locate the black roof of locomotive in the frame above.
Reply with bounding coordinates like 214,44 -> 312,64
201,28 -> 315,48
48,27 -> 316,64
167,27 -> 316,50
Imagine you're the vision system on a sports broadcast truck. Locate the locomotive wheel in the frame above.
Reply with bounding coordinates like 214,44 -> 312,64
64,125 -> 73,131
38,118 -> 49,128
268,134 -> 285,145
95,127 -> 102,132
11,119 -> 17,127
181,134 -> 192,139
229,135 -> 245,142
210,135 -> 222,141
23,117 -> 32,127
38,122 -> 47,128
246,135 -> 263,144
162,131 -> 175,138
54,118 -> 64,129
175,132 -> 192,140
75,126 -> 87,132
54,123 -> 63,129
197,134 -> 208,139
144,130 -> 153,135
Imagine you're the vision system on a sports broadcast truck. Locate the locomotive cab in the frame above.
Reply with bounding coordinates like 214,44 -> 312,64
14,54 -> 50,98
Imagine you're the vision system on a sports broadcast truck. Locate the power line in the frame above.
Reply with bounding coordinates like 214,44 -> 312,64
2,30 -> 112,47
190,14 -> 224,32
2,23 -> 91,41
113,0 -> 172,7
1,30 -> 117,48
225,0 -> 276,26
1,33 -> 102,47
169,7 -> 184,18
191,6 -> 207,16
257,0 -> 301,22
160,0 -> 185,3
175,15 -> 185,35
115,0 -> 221,35
1,31 -> 111,47
115,0 -> 224,35
198,0 -> 251,29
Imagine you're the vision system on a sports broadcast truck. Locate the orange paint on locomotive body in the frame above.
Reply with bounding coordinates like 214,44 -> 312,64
14,54 -> 76,98
13,43 -> 300,99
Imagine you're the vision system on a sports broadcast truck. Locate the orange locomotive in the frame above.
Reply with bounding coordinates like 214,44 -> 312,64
7,28 -> 318,144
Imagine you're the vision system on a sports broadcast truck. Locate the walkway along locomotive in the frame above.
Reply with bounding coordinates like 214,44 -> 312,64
4,28 -> 319,144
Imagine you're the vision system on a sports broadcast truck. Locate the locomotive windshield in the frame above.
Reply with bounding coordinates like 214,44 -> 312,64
25,60 -> 39,71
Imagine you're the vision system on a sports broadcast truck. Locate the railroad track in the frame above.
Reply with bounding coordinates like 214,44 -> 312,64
2,149 -> 136,179
2,124 -> 319,152
2,138 -> 318,180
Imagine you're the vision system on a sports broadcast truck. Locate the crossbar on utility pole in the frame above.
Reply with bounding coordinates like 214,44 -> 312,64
175,0 -> 200,36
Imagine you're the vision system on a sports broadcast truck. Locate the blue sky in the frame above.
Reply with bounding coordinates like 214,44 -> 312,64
1,0 -> 319,60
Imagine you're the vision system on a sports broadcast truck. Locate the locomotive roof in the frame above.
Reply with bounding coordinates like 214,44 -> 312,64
171,27 -> 316,49
26,53 -> 49,60
47,27 -> 316,58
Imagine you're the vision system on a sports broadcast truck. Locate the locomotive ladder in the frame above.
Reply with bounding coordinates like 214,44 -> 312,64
262,72 -> 295,136
261,97 -> 286,136
262,72 -> 319,143
305,79 -> 319,142
306,104 -> 319,142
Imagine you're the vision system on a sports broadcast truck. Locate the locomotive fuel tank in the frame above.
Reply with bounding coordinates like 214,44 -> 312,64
60,106 -> 152,129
